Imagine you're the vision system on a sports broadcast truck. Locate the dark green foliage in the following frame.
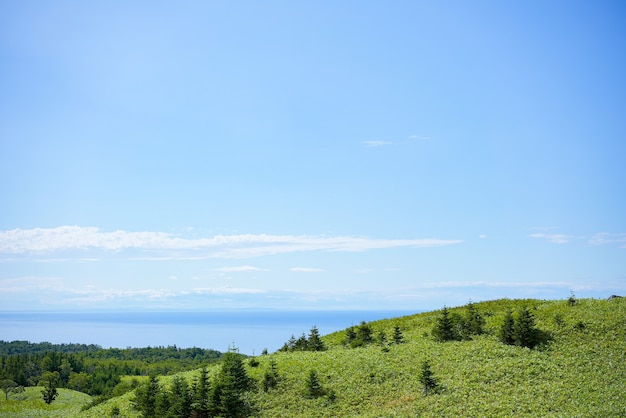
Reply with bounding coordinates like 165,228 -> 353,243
568,292 -> 577,306
0,343 -> 223,401
133,375 -> 160,417
514,306 -> 539,348
499,309 -> 516,345
357,321 -> 374,345
419,360 -> 438,395
212,347 -> 254,417
305,369 -> 324,398
345,327 -> 357,346
190,367 -> 211,418
378,331 -> 388,346
280,326 -> 326,352
432,306 -> 461,342
393,326 -> 404,344
40,371 -> 59,404
262,358 -> 280,392
167,375 -> 192,418
462,302 -> 485,338
345,321 -> 376,348
307,326 -> 326,351
499,306 -> 542,348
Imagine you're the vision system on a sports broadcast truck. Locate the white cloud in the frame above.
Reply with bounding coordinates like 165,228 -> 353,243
588,232 -> 626,248
528,233 -> 573,244
362,140 -> 393,147
0,226 -> 461,259
213,266 -> 266,272
290,267 -> 325,273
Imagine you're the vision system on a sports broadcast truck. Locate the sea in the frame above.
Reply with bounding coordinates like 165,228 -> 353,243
0,310 -> 417,355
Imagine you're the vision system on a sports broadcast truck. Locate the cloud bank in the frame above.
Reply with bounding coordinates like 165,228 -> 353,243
0,226 -> 462,259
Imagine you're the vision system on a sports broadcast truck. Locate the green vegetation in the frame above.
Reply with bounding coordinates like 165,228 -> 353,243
1,297 -> 625,417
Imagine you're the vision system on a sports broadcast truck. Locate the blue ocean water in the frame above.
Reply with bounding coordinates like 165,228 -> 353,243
0,310 -> 416,355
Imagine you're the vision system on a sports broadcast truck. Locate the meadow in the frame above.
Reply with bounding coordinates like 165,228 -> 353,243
1,297 -> 624,417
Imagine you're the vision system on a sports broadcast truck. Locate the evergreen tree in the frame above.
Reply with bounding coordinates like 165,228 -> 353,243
212,347 -> 253,417
294,333 -> 308,351
514,306 -> 539,348
304,369 -> 324,398
463,301 -> 485,338
345,327 -> 357,346
392,326 -> 404,344
133,375 -> 160,417
307,326 -> 326,351
499,309 -> 516,345
191,367 -> 211,418
40,371 -> 59,405
419,360 -> 438,395
167,375 -> 191,418
432,306 -> 460,342
378,331 -> 388,346
262,358 -> 280,392
357,321 -> 374,345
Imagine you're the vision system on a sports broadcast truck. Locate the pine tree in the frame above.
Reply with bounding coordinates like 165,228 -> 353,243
499,308 -> 516,345
305,369 -> 324,398
357,321 -> 374,345
393,326 -> 404,344
419,360 -> 438,395
262,358 -> 279,392
307,326 -> 326,351
191,367 -> 211,418
345,327 -> 357,346
213,347 -> 253,417
432,306 -> 460,342
464,301 -> 485,338
514,306 -> 539,348
133,374 -> 160,417
168,375 -> 191,418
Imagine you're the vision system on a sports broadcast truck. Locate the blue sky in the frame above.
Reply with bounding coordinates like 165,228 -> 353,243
1,1 -> 625,311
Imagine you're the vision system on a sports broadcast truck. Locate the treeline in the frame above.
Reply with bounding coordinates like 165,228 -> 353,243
0,340 -> 102,356
0,344 -> 223,398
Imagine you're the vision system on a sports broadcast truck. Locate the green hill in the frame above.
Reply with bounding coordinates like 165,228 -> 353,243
3,297 -> 625,417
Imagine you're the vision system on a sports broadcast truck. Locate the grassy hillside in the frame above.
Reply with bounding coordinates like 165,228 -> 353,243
4,297 -> 625,417
0,387 -> 92,417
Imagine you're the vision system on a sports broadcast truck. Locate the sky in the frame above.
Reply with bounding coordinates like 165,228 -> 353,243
1,1 -> 625,312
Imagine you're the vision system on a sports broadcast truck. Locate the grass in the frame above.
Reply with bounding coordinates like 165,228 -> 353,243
3,297 -> 625,417
0,387 -> 92,418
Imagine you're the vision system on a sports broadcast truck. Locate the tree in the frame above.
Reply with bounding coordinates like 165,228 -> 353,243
40,371 -> 60,405
307,326 -> 326,351
432,306 -> 460,342
167,375 -> 191,418
392,326 -> 404,344
345,327 -> 357,346
212,347 -> 253,417
133,375 -> 160,417
262,358 -> 280,392
499,309 -> 516,345
514,306 -> 539,348
463,301 -> 485,338
419,360 -> 438,395
357,321 -> 374,345
304,369 -> 324,398
1,379 -> 24,400
191,367 -> 211,418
